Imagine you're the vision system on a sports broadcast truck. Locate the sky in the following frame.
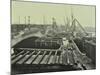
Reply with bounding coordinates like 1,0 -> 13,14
12,1 -> 96,27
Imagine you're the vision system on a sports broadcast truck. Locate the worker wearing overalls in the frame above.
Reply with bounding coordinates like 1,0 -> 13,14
62,38 -> 69,65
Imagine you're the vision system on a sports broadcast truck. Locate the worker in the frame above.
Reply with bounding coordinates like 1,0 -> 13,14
62,49 -> 68,65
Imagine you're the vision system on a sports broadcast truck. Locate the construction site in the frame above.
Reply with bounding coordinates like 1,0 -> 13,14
11,12 -> 96,74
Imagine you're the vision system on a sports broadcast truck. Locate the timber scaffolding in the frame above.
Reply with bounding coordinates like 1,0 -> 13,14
11,37 -> 95,74
11,15 -> 96,74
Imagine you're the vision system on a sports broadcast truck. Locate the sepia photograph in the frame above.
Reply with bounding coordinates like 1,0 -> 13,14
11,0 -> 96,75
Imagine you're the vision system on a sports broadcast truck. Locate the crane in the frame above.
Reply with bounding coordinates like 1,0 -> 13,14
69,18 -> 88,38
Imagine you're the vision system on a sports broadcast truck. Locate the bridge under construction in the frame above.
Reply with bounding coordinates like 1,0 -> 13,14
11,15 -> 96,74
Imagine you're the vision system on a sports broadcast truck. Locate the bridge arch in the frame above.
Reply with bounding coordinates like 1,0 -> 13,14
11,32 -> 61,49
11,31 -> 44,47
